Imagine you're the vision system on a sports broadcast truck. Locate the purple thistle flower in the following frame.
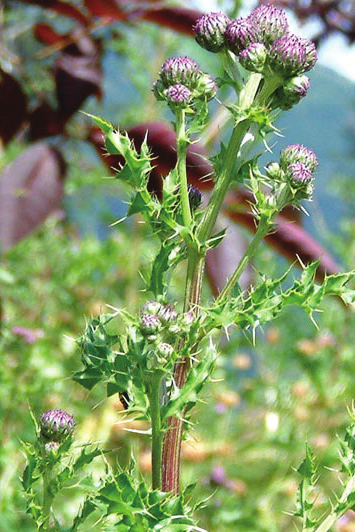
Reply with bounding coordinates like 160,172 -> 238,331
225,17 -> 259,55
280,144 -> 318,173
160,57 -> 200,89
194,12 -> 230,53
210,466 -> 227,486
239,42 -> 267,72
140,313 -> 161,334
187,184 -> 202,210
165,84 -> 192,108
288,162 -> 313,185
11,326 -> 44,344
269,35 -> 317,76
158,304 -> 178,323
40,410 -> 75,442
250,3 -> 289,46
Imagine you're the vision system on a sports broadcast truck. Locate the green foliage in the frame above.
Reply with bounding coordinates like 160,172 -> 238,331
83,471 -> 203,531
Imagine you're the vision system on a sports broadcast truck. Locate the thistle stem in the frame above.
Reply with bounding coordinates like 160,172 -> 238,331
175,108 -> 192,228
161,73 -> 264,494
147,372 -> 164,490
40,466 -> 54,530
312,474 -> 355,532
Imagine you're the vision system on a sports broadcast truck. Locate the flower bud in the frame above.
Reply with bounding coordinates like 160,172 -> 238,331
286,162 -> 314,200
140,314 -> 161,335
274,75 -> 310,110
269,35 -> 317,77
159,57 -> 200,89
141,301 -> 162,316
250,3 -> 289,46
225,17 -> 259,56
280,144 -> 318,174
166,84 -> 192,108
180,310 -> 195,330
187,184 -> 202,211
194,12 -> 230,53
287,162 -> 312,186
265,161 -> 283,181
157,342 -> 174,359
195,73 -> 218,101
44,441 -> 60,454
158,304 -> 178,324
40,410 -> 75,442
152,79 -> 166,101
239,43 -> 267,73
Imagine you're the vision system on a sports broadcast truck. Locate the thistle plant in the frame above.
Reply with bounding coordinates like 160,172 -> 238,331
22,4 -> 355,531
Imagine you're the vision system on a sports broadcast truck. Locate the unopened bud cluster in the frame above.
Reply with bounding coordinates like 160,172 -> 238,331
266,144 -> 318,203
153,56 -> 217,110
138,301 -> 195,371
194,4 -> 317,108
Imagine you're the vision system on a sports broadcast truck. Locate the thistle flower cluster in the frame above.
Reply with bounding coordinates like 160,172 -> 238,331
138,301 -> 194,371
153,56 -> 217,110
194,4 -> 317,108
39,409 -> 75,445
266,144 -> 318,203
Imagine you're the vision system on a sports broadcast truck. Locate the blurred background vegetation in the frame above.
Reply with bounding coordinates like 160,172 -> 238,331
0,1 -> 355,530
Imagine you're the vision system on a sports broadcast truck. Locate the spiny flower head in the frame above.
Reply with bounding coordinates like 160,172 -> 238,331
194,12 -> 230,53
269,35 -> 317,76
158,304 -> 178,324
280,144 -> 318,173
159,57 -> 200,90
287,162 -> 313,185
40,410 -> 75,442
225,17 -> 259,56
250,3 -> 289,46
166,84 -> 192,108
140,313 -> 161,335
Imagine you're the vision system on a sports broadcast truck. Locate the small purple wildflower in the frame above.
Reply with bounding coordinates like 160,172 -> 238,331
194,12 -> 230,53
11,326 -> 44,344
210,466 -> 227,486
